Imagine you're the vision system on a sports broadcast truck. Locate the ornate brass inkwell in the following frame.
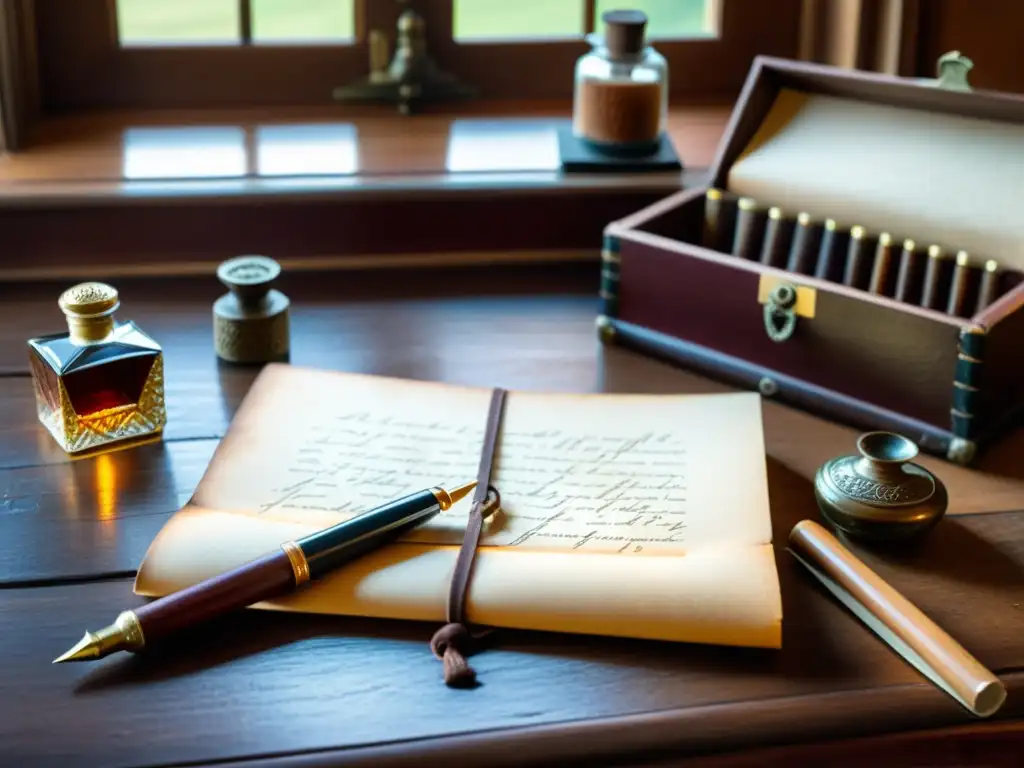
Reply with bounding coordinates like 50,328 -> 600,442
814,431 -> 948,544
333,0 -> 476,115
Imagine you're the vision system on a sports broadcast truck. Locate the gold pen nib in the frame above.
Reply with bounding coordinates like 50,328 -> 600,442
432,481 -> 478,511
52,611 -> 146,664
446,481 -> 478,506
53,633 -> 103,664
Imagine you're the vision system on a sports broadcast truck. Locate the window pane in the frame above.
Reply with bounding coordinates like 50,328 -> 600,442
594,0 -> 713,39
116,0 -> 240,45
454,0 -> 584,41
251,0 -> 355,43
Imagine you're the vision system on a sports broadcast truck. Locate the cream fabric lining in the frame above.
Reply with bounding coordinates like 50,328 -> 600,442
726,89 -> 1024,271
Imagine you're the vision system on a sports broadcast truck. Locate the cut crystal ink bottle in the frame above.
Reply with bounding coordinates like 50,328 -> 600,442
27,281 -> 166,454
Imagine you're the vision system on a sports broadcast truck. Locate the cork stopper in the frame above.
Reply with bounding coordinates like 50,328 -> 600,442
602,9 -> 647,58
58,282 -> 120,344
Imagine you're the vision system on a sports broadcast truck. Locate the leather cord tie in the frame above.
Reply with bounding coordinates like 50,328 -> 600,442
430,388 -> 506,687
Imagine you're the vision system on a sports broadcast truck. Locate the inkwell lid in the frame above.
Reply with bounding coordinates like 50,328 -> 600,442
600,9 -> 648,58
217,254 -> 281,308
813,431 -> 948,545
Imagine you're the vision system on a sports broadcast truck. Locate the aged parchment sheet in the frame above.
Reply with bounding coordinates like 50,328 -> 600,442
135,365 -> 783,649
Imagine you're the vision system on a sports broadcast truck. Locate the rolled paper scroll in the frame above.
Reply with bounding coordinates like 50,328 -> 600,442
921,245 -> 953,311
789,520 -> 1006,718
975,259 -> 1001,314
733,197 -> 768,262
868,233 -> 895,295
702,188 -> 737,253
894,239 -> 923,304
759,207 -> 794,268
787,212 -> 821,275
813,219 -> 844,282
947,251 -> 974,317
842,225 -> 871,289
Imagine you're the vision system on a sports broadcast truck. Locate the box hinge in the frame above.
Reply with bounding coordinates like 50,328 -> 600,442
949,326 -> 986,460
599,233 -> 621,320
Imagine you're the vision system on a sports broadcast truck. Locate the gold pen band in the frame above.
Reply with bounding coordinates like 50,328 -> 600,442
281,540 -> 311,586
116,610 -> 146,650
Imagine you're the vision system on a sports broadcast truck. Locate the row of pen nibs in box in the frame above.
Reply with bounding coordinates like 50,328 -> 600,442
702,189 -> 1005,318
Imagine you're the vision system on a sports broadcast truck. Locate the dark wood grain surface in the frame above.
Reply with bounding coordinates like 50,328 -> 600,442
0,103 -> 730,183
0,102 -> 725,280
1,263 -> 1023,767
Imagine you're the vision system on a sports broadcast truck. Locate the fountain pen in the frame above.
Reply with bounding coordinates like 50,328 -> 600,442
53,481 -> 478,664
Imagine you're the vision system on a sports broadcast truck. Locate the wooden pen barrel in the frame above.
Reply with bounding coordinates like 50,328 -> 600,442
133,549 -> 299,641
789,520 -> 1006,717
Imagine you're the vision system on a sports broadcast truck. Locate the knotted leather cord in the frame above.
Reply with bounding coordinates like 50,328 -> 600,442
429,387 -> 507,687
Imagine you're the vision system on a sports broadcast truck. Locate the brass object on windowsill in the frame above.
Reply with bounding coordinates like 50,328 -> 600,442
814,432 -> 948,545
920,50 -> 974,92
333,1 -> 476,115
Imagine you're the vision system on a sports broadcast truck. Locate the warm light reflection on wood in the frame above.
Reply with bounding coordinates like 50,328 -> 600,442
445,119 -> 561,172
121,123 -> 361,179
122,127 -> 248,179
254,124 -> 359,176
0,103 -> 729,184
94,453 -> 118,522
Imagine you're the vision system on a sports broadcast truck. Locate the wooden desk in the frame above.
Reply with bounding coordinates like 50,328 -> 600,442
2,264 -> 1023,767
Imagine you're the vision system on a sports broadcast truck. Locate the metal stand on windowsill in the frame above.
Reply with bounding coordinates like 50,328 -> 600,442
332,0 -> 477,115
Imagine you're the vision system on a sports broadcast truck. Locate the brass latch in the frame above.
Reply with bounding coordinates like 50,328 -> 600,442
758,275 -> 816,343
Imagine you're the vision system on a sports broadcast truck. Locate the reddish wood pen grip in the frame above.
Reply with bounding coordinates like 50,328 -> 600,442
133,549 -> 297,642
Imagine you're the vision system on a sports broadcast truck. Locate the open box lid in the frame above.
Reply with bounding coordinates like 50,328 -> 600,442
708,56 -> 1024,272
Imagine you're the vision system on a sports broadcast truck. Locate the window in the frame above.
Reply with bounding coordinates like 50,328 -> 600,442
115,0 -> 356,47
35,0 -> 802,110
430,0 -> 801,101
35,0 -> 371,110
453,0 -> 715,41
117,1 -> 244,46
112,0 -> 712,48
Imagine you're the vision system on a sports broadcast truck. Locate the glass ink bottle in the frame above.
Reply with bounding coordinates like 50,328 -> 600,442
27,281 -> 166,454
572,9 -> 668,156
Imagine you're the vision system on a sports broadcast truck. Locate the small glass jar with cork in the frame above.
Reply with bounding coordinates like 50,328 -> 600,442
572,9 -> 668,156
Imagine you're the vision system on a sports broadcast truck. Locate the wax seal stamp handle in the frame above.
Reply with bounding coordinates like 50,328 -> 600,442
213,255 -> 290,364
217,255 -> 281,308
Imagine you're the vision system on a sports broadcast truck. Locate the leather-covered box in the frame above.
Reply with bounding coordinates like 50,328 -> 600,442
597,55 -> 1024,465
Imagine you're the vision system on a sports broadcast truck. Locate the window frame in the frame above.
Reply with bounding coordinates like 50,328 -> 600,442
37,0 -> 380,111
0,0 -> 39,149
35,0 -> 803,112
432,0 -> 804,100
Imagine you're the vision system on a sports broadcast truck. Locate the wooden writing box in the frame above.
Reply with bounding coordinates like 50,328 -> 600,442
598,56 -> 1024,465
